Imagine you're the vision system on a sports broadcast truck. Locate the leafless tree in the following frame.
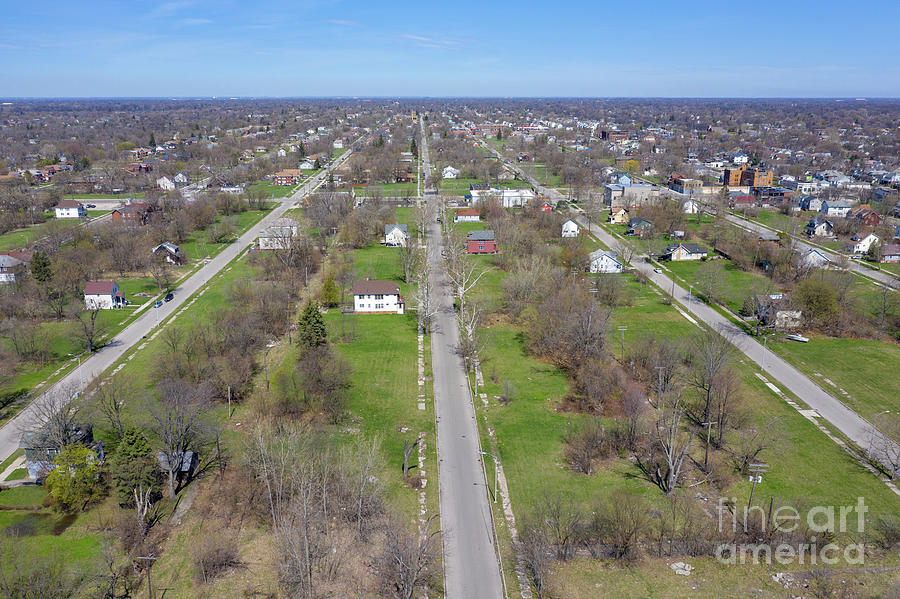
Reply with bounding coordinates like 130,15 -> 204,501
147,378 -> 214,497
687,328 -> 736,427
70,306 -> 105,353
88,373 -> 132,440
648,391 -> 693,495
147,256 -> 172,291
20,383 -> 83,458
378,514 -> 440,599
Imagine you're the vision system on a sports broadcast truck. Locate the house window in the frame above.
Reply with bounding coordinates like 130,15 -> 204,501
375,294 -> 384,300
478,244 -> 484,250
375,303 -> 384,309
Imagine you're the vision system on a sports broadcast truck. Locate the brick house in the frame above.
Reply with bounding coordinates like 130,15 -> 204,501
466,230 -> 499,254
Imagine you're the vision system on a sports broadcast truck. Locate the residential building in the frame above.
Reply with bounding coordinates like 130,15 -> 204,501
453,208 -> 481,223
157,176 -> 176,191
723,164 -> 774,188
20,422 -> 100,480
352,280 -> 404,314
55,199 -> 86,219
152,242 -> 185,265
798,248 -> 831,269
384,224 -> 409,247
882,244 -> 900,263
0,254 -> 26,284
848,205 -> 883,227
820,200 -> 852,218
466,230 -> 499,254
805,216 -> 834,238
662,242 -> 708,261
174,172 -> 189,185
797,195 -> 823,212
274,169 -> 304,185
84,280 -> 125,309
257,218 -> 300,250
442,165 -> 460,179
561,219 -> 579,237
626,217 -> 654,237
851,233 -> 880,255
682,199 -> 701,214
608,207 -> 630,224
588,249 -> 623,273
111,203 -> 150,225
755,294 -> 802,330
668,175 -> 703,195
123,162 -> 152,174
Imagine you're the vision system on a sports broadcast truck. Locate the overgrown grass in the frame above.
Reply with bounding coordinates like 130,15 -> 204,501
666,258 -> 774,313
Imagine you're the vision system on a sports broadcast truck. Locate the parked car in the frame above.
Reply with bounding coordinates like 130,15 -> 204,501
153,300 -> 162,308
86,203 -> 96,208
164,292 -> 174,302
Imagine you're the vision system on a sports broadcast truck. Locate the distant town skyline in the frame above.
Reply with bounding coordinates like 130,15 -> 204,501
3,0 -> 899,98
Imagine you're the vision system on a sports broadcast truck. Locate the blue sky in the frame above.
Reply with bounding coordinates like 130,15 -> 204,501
2,0 -> 899,97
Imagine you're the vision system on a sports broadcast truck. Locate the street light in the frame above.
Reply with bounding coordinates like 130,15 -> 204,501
868,410 -> 891,458
760,335 -> 770,371
688,284 -> 693,312
479,451 -> 498,503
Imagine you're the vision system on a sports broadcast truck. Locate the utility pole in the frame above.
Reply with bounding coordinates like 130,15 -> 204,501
868,410 -> 891,457
747,463 -> 769,509
479,451 -> 498,503
760,335 -> 769,371
617,326 -> 627,363
701,420 -> 717,471
137,555 -> 158,599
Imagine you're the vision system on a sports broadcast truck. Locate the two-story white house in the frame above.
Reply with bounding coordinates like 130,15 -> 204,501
588,249 -> 623,273
55,199 -> 86,219
352,280 -> 404,314
384,224 -> 409,247
257,218 -> 299,250
84,280 -> 125,309
851,233 -> 880,255
820,200 -> 851,218
157,176 -> 176,191
442,165 -> 460,179
561,219 -> 580,238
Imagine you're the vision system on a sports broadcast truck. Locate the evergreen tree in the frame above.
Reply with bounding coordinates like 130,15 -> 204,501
314,157 -> 322,169
410,138 -> 418,158
320,274 -> 340,307
108,428 -> 158,506
298,302 -> 327,348
149,132 -> 156,147
30,250 -> 52,283
496,129 -> 502,141
299,143 -> 306,157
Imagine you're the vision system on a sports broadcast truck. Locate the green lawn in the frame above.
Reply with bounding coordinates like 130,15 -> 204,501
438,178 -> 532,196
66,192 -> 145,200
248,180 -> 297,198
666,258 -> 774,313
354,182 -> 419,197
0,218 -> 82,251
521,163 -> 562,187
767,335 -> 900,424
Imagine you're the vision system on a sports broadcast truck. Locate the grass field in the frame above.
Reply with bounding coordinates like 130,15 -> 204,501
247,180 -> 297,198
767,335 -> 900,423
666,258 -> 774,313
0,217 -> 81,251
355,181 -> 419,197
437,177 -> 532,196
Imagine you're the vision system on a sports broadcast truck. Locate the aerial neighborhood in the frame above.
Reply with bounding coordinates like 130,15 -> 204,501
1,93 -> 900,599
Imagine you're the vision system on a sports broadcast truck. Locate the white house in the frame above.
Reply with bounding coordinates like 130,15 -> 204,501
173,172 -> 189,185
299,160 -> 315,170
470,187 -> 536,208
805,216 -> 834,238
442,165 -> 460,179
662,243 -> 708,261
755,294 -> 802,330
353,280 -> 404,314
157,176 -> 176,191
384,224 -> 409,247
152,242 -> 184,265
84,280 -> 125,309
277,148 -> 287,157
682,199 -> 701,214
561,219 -> 579,238
55,200 -> 86,219
453,208 -> 481,223
0,254 -> 25,284
257,218 -> 299,250
588,249 -> 623,273
732,153 -> 749,165
852,233 -> 880,255
333,139 -> 344,149
798,248 -> 831,270
820,200 -> 851,218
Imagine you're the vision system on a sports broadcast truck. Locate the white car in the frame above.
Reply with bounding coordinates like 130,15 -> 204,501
653,268 -> 662,274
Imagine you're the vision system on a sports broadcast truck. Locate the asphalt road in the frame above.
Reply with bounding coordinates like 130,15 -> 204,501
723,212 -> 899,289
483,140 -> 900,473
424,119 -> 504,599
571,209 -> 900,473
0,148 -> 356,460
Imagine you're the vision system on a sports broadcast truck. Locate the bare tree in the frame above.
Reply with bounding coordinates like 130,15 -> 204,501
70,306 -> 105,353
648,391 -> 693,495
147,378 -> 214,497
20,383 -> 83,460
687,328 -> 735,427
378,514 -> 440,599
88,374 -> 132,440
